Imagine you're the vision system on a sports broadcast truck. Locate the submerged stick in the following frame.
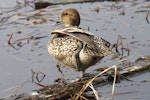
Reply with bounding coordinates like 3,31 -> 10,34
7,33 -> 13,45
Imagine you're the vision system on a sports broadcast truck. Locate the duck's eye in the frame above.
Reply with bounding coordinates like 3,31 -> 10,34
65,13 -> 68,15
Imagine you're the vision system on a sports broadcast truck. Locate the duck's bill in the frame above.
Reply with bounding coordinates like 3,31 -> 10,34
52,20 -> 64,26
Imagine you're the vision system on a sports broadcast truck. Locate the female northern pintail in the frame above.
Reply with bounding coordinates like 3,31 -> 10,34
48,8 -> 112,73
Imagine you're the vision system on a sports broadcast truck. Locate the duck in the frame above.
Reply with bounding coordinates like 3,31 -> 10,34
47,8 -> 112,74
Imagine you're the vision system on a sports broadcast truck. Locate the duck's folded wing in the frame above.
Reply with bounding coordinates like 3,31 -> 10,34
51,27 -> 99,51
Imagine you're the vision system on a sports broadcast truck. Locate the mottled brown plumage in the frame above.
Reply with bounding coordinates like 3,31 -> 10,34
48,8 -> 112,73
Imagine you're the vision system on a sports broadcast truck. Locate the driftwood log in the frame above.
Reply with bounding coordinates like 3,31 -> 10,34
34,0 -> 121,9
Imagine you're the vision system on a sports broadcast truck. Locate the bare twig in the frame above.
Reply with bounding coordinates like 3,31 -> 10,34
145,11 -> 149,24
7,33 -> 13,45
13,81 -> 31,96
112,35 -> 123,55
126,43 -> 130,56
24,0 -> 34,8
7,33 -> 47,50
112,35 -> 130,59
0,16 -> 11,26
7,33 -> 18,50
31,69 -> 46,83
118,35 -> 124,56
36,71 -> 46,83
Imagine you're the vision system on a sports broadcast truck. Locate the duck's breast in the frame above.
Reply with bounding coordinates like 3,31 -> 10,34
48,35 -> 81,69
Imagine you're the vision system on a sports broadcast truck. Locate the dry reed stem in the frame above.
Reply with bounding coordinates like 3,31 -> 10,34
75,65 -> 117,100
89,83 -> 99,100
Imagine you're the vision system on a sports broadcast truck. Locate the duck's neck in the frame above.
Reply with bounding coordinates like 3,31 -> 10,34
65,24 -> 79,28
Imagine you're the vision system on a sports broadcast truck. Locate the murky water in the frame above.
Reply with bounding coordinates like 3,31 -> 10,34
0,0 -> 150,99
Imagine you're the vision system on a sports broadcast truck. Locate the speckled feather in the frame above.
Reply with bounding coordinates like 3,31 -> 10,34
48,29 -> 112,71
47,8 -> 112,72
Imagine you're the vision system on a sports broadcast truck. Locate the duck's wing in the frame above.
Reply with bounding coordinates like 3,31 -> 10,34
51,26 -> 98,50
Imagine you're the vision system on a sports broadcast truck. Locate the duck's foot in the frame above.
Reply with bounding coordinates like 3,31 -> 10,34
64,71 -> 85,83
68,77 -> 81,83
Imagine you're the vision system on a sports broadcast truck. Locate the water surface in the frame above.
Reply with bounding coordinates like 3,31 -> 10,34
0,0 -> 150,99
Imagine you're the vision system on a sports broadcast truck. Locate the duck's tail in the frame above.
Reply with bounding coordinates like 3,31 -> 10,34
93,36 -> 112,56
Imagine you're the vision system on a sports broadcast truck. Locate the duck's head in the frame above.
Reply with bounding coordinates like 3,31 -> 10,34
61,8 -> 80,27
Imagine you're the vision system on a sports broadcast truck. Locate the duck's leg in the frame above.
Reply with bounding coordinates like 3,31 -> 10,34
80,71 -> 85,78
73,41 -> 83,71
56,63 -> 64,76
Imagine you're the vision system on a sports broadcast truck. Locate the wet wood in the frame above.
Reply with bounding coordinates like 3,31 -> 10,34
34,0 -> 122,9
35,1 -> 53,9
